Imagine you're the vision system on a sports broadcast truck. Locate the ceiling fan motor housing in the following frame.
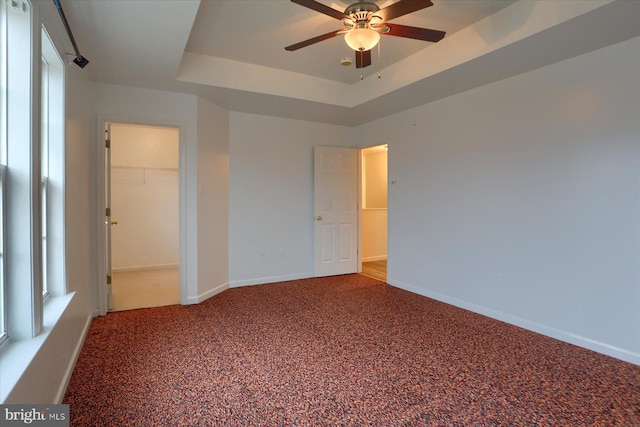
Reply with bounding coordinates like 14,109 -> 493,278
343,1 -> 381,28
344,1 -> 380,16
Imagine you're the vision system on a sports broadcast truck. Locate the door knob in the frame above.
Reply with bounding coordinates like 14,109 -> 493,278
111,221 -> 118,225
315,216 -> 323,221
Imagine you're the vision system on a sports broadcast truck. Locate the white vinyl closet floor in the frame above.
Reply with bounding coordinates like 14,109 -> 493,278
111,268 -> 180,312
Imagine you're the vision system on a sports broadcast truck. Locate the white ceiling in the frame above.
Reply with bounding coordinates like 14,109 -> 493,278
60,0 -> 640,126
186,0 -> 515,84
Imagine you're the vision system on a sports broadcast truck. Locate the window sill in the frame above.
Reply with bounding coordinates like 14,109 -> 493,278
0,292 -> 75,403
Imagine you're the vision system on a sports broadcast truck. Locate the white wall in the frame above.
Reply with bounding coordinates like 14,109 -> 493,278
93,83 -> 201,305
362,148 -> 388,261
362,210 -> 387,262
355,37 -> 640,364
229,113 -> 353,286
362,150 -> 388,209
94,85 -> 232,305
111,168 -> 179,270
196,97 -> 230,301
110,124 -> 179,271
111,124 -> 179,169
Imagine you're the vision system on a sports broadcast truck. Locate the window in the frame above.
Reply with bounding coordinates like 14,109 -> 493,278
41,55 -> 49,299
0,166 -> 6,346
0,0 -> 63,345
0,0 -> 9,345
40,26 -> 65,301
0,0 -> 70,398
2,0 -> 39,343
0,0 -> 65,352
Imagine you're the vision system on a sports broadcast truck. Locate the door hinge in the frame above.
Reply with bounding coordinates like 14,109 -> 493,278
107,275 -> 112,285
105,139 -> 111,149
106,208 -> 111,217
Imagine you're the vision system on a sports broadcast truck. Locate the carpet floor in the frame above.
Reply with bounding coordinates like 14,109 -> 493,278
63,274 -> 640,426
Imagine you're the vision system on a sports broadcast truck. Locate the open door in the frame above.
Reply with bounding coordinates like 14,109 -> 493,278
97,118 -> 184,315
314,146 -> 358,277
104,123 -> 113,310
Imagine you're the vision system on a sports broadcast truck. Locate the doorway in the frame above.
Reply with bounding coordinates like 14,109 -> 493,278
108,123 -> 180,311
360,144 -> 388,281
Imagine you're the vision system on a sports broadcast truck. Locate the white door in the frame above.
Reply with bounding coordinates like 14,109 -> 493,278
105,124 -> 113,310
314,146 -> 358,277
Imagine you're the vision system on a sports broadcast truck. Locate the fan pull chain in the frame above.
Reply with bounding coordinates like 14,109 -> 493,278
377,39 -> 381,79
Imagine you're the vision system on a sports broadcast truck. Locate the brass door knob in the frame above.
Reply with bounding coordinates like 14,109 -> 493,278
111,221 -> 119,225
315,216 -> 323,221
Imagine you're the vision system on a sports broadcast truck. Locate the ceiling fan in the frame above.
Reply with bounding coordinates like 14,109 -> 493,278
285,0 -> 446,69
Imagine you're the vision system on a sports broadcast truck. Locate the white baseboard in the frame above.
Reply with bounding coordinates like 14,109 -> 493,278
184,282 -> 229,305
112,263 -> 179,273
229,273 -> 313,288
362,256 -> 387,262
54,312 -> 94,404
388,279 -> 640,366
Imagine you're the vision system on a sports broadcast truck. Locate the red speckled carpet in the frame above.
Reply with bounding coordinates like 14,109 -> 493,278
63,275 -> 640,426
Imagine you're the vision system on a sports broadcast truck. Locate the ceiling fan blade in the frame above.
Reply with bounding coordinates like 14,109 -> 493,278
290,0 -> 347,20
383,23 -> 445,42
285,30 -> 343,51
377,0 -> 433,22
355,50 -> 372,68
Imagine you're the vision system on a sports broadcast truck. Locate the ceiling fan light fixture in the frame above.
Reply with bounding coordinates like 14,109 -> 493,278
344,28 -> 380,52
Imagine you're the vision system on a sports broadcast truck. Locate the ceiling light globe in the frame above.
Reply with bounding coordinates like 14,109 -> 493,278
344,28 -> 380,52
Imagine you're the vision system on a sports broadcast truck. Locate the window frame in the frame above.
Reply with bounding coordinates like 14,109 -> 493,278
0,0 -> 72,402
40,53 -> 49,300
0,0 -> 9,346
0,0 -> 66,353
40,24 -> 65,302
0,164 -> 6,346
41,175 -> 48,299
3,0 -> 42,343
